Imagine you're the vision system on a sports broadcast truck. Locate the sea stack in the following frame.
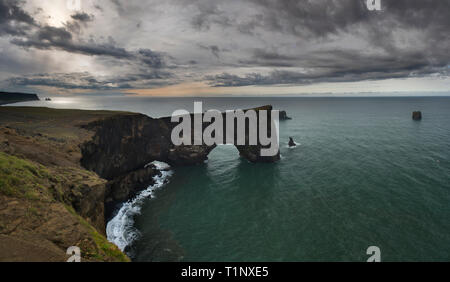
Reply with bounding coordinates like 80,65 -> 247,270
289,137 -> 296,147
412,111 -> 422,121
280,111 -> 292,120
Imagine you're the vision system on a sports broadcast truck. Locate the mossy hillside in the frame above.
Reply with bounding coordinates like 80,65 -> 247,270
0,152 -> 53,200
0,152 -> 129,262
65,205 -> 130,262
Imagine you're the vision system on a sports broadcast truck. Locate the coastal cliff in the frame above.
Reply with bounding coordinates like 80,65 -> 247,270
0,105 -> 279,261
81,105 -> 280,180
0,92 -> 40,105
0,107 -> 130,261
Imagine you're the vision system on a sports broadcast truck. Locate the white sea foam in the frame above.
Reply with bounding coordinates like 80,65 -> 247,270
145,160 -> 171,171
287,142 -> 300,149
106,161 -> 173,251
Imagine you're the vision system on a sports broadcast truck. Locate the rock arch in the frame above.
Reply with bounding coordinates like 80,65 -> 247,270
81,105 -> 280,180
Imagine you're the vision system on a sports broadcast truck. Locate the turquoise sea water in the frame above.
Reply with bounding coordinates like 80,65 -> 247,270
9,96 -> 450,261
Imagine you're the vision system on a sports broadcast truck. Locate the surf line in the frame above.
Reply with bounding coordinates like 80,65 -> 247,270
106,161 -> 172,252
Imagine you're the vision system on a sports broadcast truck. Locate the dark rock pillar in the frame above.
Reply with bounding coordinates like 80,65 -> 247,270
412,111 -> 422,121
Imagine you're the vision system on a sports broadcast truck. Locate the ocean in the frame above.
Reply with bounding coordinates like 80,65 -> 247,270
9,96 -> 450,261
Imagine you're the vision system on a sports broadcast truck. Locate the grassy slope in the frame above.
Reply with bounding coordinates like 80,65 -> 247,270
0,152 -> 129,262
0,107 -> 135,262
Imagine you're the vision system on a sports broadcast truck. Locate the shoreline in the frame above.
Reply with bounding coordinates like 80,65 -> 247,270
0,92 -> 40,106
0,104 -> 278,261
106,161 -> 173,255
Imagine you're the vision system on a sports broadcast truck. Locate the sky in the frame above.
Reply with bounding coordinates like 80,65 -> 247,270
0,0 -> 449,96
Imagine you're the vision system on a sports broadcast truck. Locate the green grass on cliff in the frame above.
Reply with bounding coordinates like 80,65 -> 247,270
0,152 -> 51,200
0,152 -> 130,262
64,205 -> 130,262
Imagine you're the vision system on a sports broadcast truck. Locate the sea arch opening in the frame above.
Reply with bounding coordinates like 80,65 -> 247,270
206,144 -> 241,164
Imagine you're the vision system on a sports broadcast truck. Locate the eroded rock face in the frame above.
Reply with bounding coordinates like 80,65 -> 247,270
104,165 -> 161,219
167,145 -> 216,166
80,106 -> 281,180
80,114 -> 173,180
68,182 -> 106,234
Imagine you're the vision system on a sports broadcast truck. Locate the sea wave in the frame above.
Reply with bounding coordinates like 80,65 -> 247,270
106,161 -> 173,252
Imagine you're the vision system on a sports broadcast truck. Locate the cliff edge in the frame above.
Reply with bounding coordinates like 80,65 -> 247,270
0,107 -> 130,262
0,92 -> 40,105
0,105 -> 279,261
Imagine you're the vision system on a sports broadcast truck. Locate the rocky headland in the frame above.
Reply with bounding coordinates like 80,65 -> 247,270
0,105 -> 279,262
0,92 -> 40,105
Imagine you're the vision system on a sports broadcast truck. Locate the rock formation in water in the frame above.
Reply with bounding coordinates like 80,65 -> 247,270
412,111 -> 422,121
80,105 -> 281,180
280,111 -> 292,120
105,164 -> 162,218
289,137 -> 296,147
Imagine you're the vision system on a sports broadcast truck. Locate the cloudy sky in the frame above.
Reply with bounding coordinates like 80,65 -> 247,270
0,0 -> 449,96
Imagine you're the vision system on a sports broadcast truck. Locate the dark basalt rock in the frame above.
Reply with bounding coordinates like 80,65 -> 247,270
104,165 -> 161,219
80,106 -> 280,180
80,114 -> 173,180
289,137 -> 296,147
280,111 -> 292,120
412,111 -> 422,121
168,145 -> 215,166
68,182 -> 106,234
0,91 -> 39,105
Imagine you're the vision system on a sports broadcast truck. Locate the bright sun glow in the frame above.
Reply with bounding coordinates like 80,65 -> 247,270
42,2 -> 73,27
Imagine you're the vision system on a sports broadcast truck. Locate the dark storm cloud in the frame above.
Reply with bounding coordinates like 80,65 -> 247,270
7,71 -> 175,90
138,49 -> 165,68
198,44 -> 229,59
10,25 -> 168,68
0,0 -> 449,92
10,26 -> 133,58
0,1 -> 174,91
71,12 -> 94,22
1,0 -> 169,72
245,0 -> 369,37
199,0 -> 449,86
205,67 -> 429,87
0,0 -> 36,36
247,0 -> 449,39
8,72 -> 125,90
245,0 -> 450,60
238,49 -> 298,67
184,0 -> 232,31
207,48 -> 449,87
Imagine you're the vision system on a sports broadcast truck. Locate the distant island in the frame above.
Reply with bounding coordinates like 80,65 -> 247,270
0,92 -> 40,105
